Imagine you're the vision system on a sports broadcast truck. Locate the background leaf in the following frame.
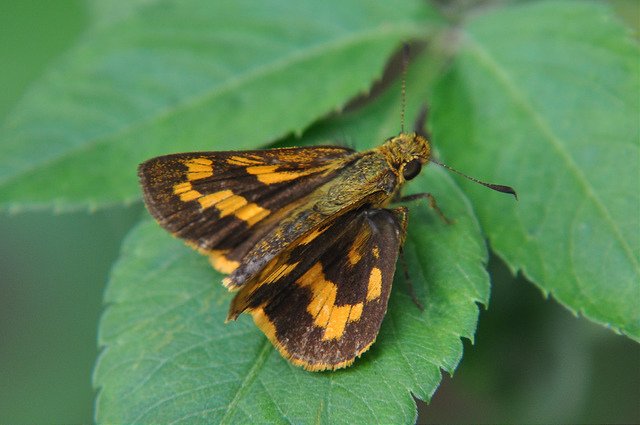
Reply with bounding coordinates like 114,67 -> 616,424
0,0 -> 440,211
430,1 -> 640,339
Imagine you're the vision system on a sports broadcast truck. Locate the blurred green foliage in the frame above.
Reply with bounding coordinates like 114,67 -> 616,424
0,1 -> 638,424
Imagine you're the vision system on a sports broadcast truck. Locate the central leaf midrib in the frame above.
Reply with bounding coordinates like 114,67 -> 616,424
0,21 -> 426,188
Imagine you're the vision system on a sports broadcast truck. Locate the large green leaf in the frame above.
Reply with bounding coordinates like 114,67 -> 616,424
430,1 -> 640,339
0,0 -> 440,211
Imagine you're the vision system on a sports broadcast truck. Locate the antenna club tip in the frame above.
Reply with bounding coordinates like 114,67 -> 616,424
488,184 -> 518,200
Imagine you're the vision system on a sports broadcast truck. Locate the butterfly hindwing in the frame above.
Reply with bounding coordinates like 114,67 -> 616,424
230,206 -> 408,371
138,146 -> 356,270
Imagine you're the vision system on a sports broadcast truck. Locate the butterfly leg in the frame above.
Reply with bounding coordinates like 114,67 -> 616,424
389,206 -> 423,311
396,193 -> 453,225
398,246 -> 424,311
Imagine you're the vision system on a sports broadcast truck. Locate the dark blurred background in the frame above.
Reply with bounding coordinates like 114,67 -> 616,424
0,1 -> 638,423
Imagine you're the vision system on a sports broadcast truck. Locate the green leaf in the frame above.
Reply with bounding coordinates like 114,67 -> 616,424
0,0 -> 440,212
430,1 -> 640,339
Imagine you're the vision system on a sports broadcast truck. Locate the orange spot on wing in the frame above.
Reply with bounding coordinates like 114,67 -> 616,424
323,305 -> 352,340
313,285 -> 335,330
234,203 -> 270,226
173,182 -> 192,194
188,172 -> 213,180
366,267 -> 382,301
189,158 -> 214,165
252,308 -> 275,337
184,158 -> 213,180
173,181 -> 202,202
298,262 -> 366,341
347,245 -> 362,265
226,155 -> 263,166
348,303 -> 363,322
347,227 -> 370,265
256,171 -> 306,184
245,165 -> 279,174
198,191 -> 269,226
198,190 -> 233,209
209,250 -> 240,274
245,165 -> 328,184
216,194 -> 248,217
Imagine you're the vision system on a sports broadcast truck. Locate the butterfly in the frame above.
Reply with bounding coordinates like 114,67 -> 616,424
138,122 -> 515,371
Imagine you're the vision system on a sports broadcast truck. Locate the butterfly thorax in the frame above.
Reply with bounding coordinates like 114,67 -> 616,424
314,132 -> 432,211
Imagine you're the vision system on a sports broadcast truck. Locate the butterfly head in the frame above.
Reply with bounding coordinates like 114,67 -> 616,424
379,132 -> 431,182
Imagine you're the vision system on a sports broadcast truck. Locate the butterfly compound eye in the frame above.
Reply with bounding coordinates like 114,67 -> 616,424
402,159 -> 422,180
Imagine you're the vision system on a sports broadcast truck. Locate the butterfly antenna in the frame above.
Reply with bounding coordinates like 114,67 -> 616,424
430,158 -> 518,199
400,44 -> 409,134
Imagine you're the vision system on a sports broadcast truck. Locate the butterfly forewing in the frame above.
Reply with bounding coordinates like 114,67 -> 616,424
138,146 -> 356,267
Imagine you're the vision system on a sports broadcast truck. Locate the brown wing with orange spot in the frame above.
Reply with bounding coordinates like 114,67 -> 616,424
138,146 -> 356,272
229,206 -> 408,371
